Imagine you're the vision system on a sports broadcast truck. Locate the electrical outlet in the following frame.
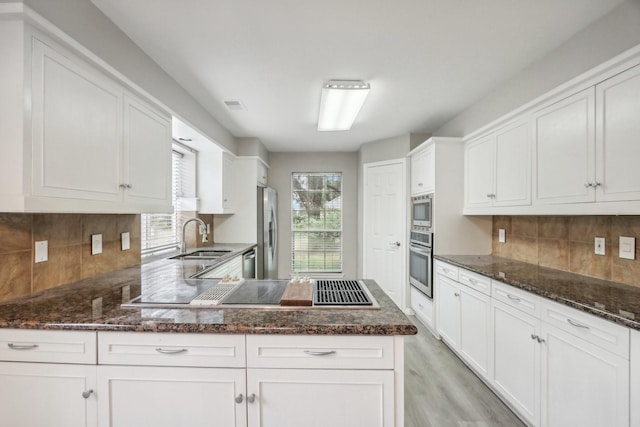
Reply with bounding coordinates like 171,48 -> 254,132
594,237 -> 605,255
35,240 -> 48,263
91,234 -> 103,255
619,236 -> 635,260
498,229 -> 506,243
121,232 -> 130,251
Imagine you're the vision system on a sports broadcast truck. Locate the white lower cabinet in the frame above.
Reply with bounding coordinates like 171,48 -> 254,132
410,285 -> 435,332
540,322 -> 629,427
436,266 -> 491,380
0,362 -> 97,427
631,329 -> 640,427
491,299 -> 541,426
97,365 -> 246,427
247,368 -> 394,427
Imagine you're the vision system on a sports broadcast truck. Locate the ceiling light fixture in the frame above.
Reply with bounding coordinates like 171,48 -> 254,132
317,80 -> 370,131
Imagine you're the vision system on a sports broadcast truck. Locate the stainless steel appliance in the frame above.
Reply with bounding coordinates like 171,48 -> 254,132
409,228 -> 433,298
242,248 -> 256,279
257,186 -> 278,279
411,193 -> 433,228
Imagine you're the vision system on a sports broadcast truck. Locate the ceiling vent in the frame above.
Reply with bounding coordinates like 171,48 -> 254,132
223,100 -> 246,111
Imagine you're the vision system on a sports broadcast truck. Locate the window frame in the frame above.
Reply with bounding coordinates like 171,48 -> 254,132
290,172 -> 343,274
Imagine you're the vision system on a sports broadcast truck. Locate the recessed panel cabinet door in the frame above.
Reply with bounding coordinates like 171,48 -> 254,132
494,121 -> 531,207
533,88 -> 595,204
122,95 -> 171,207
540,323 -> 629,427
97,365 -> 246,427
595,63 -> 640,202
436,275 -> 461,348
31,38 -> 122,202
247,368 -> 394,427
0,362 -> 97,427
464,136 -> 494,208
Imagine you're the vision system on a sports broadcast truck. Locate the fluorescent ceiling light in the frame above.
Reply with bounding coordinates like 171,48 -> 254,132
317,80 -> 370,131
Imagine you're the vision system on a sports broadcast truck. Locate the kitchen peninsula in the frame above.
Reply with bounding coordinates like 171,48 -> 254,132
0,244 -> 416,427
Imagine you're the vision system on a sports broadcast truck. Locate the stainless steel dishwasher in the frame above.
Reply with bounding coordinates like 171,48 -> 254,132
242,248 -> 257,279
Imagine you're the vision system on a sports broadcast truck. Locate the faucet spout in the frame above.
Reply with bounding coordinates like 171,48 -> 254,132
181,218 -> 208,254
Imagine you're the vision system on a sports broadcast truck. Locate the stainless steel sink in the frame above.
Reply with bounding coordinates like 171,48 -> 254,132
170,250 -> 232,260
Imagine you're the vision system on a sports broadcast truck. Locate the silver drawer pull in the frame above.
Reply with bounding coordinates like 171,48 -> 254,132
467,278 -> 478,284
567,319 -> 590,329
304,350 -> 336,356
8,343 -> 39,350
247,393 -> 256,403
507,294 -> 521,302
235,394 -> 244,404
155,347 -> 188,354
82,390 -> 94,399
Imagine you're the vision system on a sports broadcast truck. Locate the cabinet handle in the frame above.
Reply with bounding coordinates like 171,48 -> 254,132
418,183 -> 423,187
454,292 -> 460,297
530,334 -> 545,343
467,278 -> 477,284
119,184 -> 132,189
537,337 -> 546,344
506,294 -> 521,302
155,347 -> 188,354
235,394 -> 244,404
303,350 -> 337,356
82,390 -> 94,399
7,343 -> 39,350
593,182 -> 602,188
247,393 -> 256,403
567,318 -> 590,330
486,193 -> 496,198
584,182 -> 593,188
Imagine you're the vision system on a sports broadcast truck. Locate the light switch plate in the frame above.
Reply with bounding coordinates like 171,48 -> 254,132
121,232 -> 130,251
619,236 -> 635,260
594,237 -> 605,255
91,234 -> 103,255
498,229 -> 506,243
35,240 -> 48,263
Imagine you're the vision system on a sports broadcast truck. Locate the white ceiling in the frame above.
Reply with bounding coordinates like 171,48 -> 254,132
91,0 -> 624,152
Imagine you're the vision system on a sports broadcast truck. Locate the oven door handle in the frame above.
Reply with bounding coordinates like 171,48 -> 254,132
409,244 -> 431,256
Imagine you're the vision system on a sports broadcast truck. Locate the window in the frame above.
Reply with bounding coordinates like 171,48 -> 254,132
141,143 -> 196,256
291,172 -> 342,273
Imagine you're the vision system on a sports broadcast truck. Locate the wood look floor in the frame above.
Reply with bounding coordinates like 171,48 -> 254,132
404,316 -> 526,427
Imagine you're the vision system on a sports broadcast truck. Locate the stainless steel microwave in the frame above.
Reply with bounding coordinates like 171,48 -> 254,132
411,193 -> 433,228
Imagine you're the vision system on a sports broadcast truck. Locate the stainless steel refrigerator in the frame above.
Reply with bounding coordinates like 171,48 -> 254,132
257,186 -> 278,279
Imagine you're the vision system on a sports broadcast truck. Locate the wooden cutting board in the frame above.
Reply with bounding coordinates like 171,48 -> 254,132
280,281 -> 313,306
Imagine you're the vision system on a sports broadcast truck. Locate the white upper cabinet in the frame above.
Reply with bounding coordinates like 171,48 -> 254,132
0,21 -> 172,213
533,88 -> 595,205
198,149 -> 235,214
256,161 -> 268,187
410,144 -> 435,196
595,64 -> 640,202
465,120 -> 531,209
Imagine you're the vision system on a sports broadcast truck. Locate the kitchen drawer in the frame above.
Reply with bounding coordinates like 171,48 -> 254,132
246,335 -> 394,370
0,329 -> 96,364
98,332 -> 245,367
410,285 -> 434,330
459,268 -> 491,296
492,280 -> 542,317
541,300 -> 630,359
435,260 -> 458,281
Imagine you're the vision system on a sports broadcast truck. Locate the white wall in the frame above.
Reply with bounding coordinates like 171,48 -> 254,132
435,0 -> 640,137
17,0 -> 237,152
268,152 -> 358,278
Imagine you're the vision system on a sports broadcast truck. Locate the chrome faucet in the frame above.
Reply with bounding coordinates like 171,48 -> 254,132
181,217 -> 208,254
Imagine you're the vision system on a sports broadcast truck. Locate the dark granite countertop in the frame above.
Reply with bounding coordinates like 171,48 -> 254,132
0,243 -> 417,336
435,254 -> 640,331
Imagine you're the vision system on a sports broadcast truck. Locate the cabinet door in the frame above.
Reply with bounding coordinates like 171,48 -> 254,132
534,88 -> 595,204
464,136 -> 494,208
540,323 -> 629,427
97,365 -> 246,427
31,38 -> 122,202
257,161 -> 268,186
247,368 -> 394,427
631,329 -> 640,427
493,121 -> 531,207
458,286 -> 491,379
0,362 -> 97,427
595,64 -> 640,202
436,275 -> 460,348
122,95 -> 172,210
491,300 -> 540,426
411,145 -> 435,195
222,153 -> 235,211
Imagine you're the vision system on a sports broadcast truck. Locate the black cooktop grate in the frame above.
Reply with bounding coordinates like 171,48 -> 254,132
313,280 -> 373,306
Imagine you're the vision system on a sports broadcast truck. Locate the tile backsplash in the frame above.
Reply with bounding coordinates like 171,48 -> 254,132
493,215 -> 640,287
0,213 -> 141,302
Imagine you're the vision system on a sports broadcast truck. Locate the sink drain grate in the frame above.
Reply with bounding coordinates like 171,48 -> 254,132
313,280 -> 372,306
190,285 -> 237,305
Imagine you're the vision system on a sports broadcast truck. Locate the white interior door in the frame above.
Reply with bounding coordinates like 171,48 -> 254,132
364,160 -> 406,308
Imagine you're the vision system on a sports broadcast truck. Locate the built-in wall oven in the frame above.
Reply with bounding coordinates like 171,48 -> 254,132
409,228 -> 433,298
